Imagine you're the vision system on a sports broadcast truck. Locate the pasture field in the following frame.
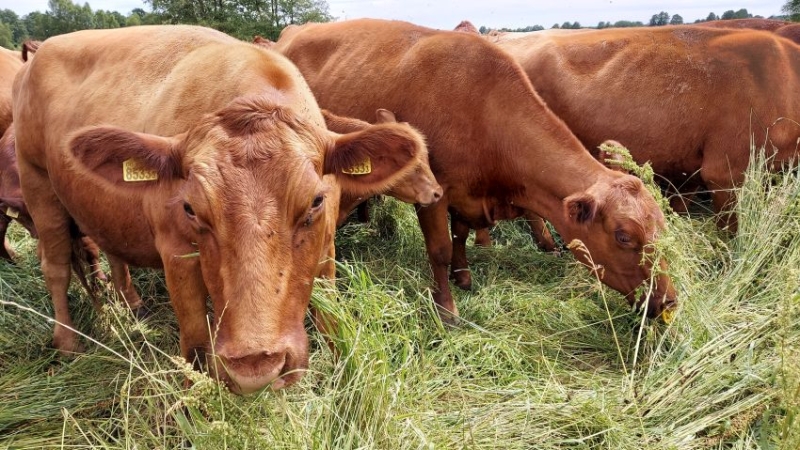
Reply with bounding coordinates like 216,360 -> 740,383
0,152 -> 798,449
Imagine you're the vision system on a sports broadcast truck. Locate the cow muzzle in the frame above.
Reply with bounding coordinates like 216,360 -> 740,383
214,339 -> 308,394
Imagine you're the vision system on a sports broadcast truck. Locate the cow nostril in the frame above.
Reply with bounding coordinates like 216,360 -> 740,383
224,350 -> 286,374
433,190 -> 442,200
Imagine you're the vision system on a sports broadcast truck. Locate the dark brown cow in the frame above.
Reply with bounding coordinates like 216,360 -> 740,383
776,23 -> 800,44
13,25 -> 427,394
0,126 -> 35,260
274,19 -> 677,321
321,109 -> 442,226
494,26 -> 800,230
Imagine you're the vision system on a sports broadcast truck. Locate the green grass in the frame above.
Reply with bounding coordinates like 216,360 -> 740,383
0,153 -> 798,449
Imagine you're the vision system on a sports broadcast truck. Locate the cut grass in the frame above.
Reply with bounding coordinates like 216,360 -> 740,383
0,152 -> 797,449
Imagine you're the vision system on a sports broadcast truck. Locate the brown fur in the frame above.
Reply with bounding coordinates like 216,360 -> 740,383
495,26 -> 800,230
695,18 -> 791,31
13,25 -> 426,394
0,47 -> 22,138
274,19 -> 677,320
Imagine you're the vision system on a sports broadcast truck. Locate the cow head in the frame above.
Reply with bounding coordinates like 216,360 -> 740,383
322,108 -> 442,207
68,95 -> 425,393
562,174 -> 676,318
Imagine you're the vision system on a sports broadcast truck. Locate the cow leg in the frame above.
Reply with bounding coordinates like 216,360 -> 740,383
20,170 -> 82,354
160,249 -> 211,371
473,227 -> 492,247
417,199 -> 459,323
449,215 -> 472,290
701,160 -> 739,232
523,211 -> 557,252
0,214 -> 15,262
80,237 -> 108,285
356,199 -> 370,223
106,253 -> 144,314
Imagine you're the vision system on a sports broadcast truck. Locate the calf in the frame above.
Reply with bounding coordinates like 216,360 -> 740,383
13,25 -> 426,394
321,109 -> 442,226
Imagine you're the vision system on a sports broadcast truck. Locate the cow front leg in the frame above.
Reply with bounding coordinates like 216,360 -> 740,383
523,211 -> 557,252
417,199 -> 459,323
19,164 -> 82,354
449,215 -> 472,291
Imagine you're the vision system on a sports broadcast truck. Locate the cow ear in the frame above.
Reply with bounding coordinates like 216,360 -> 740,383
324,122 -> 425,197
564,192 -> 599,224
69,126 -> 184,185
374,109 -> 397,124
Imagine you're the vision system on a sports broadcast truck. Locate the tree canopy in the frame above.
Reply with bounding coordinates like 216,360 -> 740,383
0,0 -> 332,49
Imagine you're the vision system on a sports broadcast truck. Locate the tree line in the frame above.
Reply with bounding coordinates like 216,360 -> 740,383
3,2 -> 799,50
480,7 -> 788,34
0,0 -> 332,49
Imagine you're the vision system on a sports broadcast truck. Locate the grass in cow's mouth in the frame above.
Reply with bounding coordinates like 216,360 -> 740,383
0,150 -> 798,448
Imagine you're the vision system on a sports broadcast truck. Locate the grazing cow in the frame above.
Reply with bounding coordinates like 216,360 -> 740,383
321,109 -> 442,226
494,26 -> 800,230
13,25 -> 427,394
274,19 -> 677,321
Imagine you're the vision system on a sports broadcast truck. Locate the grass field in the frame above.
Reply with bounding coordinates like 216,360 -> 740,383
0,154 -> 798,449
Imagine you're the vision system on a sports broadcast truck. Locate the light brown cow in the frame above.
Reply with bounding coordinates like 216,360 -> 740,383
775,23 -> 800,44
494,26 -> 800,230
0,47 -> 23,137
274,19 -> 677,321
321,109 -> 442,226
13,25 -> 427,394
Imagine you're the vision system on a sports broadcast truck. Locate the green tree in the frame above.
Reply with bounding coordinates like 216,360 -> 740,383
784,0 -> 800,20
551,23 -> 560,29
613,20 -> 644,27
0,10 -> 25,43
649,11 -> 670,26
670,14 -> 683,25
0,21 -> 13,49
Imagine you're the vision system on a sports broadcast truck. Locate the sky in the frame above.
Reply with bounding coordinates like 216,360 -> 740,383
0,0 -> 788,30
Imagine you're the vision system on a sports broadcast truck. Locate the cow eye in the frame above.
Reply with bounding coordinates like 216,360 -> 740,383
311,194 -> 324,209
183,202 -> 196,219
615,230 -> 632,245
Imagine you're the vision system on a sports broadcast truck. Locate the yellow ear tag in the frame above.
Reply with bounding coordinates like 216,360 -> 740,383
341,158 -> 372,176
661,309 -> 675,324
123,158 -> 159,182
5,207 -> 19,218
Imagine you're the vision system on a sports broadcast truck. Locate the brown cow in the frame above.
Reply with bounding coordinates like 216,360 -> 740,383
274,19 -> 677,322
694,18 -> 791,31
692,19 -> 800,45
13,25 -> 427,394
0,47 -> 23,137
494,26 -> 800,231
776,23 -> 800,44
321,109 -> 442,226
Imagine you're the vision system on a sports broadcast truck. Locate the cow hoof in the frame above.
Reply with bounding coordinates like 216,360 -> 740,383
450,269 -> 472,291
53,337 -> 85,356
437,307 -> 461,326
132,305 -> 151,320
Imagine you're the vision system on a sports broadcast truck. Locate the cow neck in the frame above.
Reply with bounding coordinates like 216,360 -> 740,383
503,120 -> 613,230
